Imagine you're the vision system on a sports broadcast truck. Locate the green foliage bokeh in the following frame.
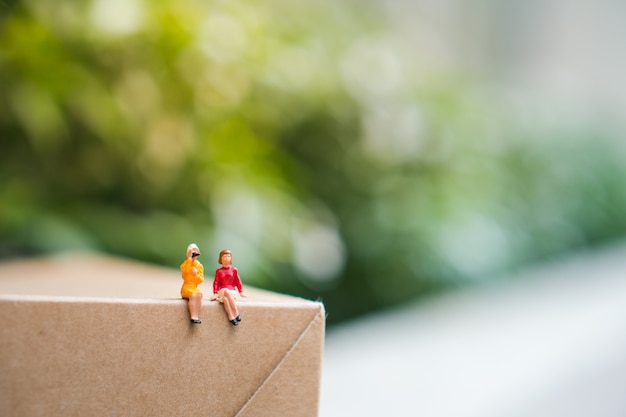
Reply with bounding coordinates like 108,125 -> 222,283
2,0 -> 626,324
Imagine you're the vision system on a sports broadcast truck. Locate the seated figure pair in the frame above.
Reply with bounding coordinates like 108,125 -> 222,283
180,244 -> 247,326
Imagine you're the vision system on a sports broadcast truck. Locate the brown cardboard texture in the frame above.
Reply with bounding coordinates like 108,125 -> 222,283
0,253 -> 325,417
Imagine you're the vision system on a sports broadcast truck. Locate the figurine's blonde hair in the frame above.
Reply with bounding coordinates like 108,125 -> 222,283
187,243 -> 200,257
218,249 -> 232,264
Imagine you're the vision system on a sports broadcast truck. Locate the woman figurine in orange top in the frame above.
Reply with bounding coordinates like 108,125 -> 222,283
180,243 -> 204,324
210,249 -> 247,325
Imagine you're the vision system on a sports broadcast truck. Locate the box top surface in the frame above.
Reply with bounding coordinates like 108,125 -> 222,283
0,252 -> 311,304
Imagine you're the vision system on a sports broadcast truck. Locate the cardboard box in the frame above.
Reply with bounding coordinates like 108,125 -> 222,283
0,253 -> 325,417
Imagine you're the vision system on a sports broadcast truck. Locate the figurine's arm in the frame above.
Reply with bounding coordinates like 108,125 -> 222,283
181,258 -> 194,274
213,270 -> 219,294
191,263 -> 203,277
235,269 -> 247,297
180,261 -> 187,273
210,269 -> 221,300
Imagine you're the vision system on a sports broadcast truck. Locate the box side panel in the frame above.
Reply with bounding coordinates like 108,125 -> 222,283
237,303 -> 326,417
0,298 -> 324,417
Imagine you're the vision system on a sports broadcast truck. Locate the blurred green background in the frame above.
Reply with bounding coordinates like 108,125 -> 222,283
2,0 -> 626,325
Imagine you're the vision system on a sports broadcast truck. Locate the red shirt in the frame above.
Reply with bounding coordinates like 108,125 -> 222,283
213,265 -> 243,294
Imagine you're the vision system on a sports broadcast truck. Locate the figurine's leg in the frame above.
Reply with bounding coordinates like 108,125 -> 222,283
189,293 -> 202,322
222,291 -> 240,323
219,291 -> 233,320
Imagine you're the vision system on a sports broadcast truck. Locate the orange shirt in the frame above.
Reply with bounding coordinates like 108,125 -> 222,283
180,258 -> 204,298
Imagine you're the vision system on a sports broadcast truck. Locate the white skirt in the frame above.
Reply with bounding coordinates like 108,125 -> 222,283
216,289 -> 238,303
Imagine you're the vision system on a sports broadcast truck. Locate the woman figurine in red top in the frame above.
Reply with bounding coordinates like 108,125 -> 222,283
210,249 -> 247,325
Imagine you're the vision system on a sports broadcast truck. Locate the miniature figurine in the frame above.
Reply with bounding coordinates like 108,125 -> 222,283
210,249 -> 247,325
180,243 -> 204,324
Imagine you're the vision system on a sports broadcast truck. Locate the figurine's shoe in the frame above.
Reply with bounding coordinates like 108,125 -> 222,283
190,319 -> 202,324
230,319 -> 239,326
235,315 -> 241,323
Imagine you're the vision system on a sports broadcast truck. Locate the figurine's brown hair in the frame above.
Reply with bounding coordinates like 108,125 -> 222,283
218,249 -> 232,264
